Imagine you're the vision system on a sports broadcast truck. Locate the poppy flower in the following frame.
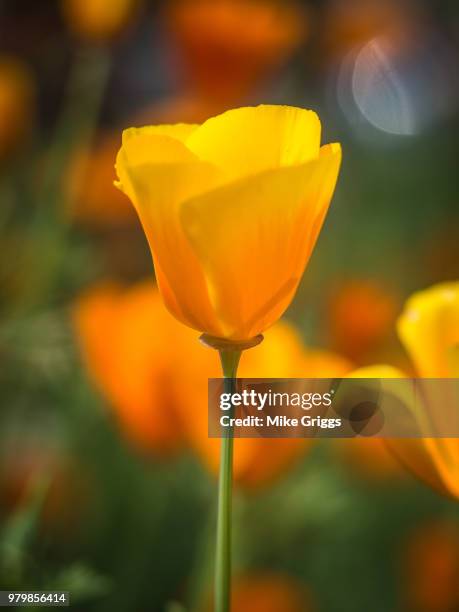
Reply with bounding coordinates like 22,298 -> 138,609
115,105 -> 342,342
397,282 -> 459,379
349,282 -> 459,499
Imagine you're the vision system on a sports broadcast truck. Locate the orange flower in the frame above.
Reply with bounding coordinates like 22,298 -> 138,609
403,520 -> 459,612
74,282 -> 187,456
61,0 -> 141,42
0,56 -> 35,161
328,279 -> 398,363
207,572 -> 312,612
166,0 -> 306,103
74,281 -> 352,487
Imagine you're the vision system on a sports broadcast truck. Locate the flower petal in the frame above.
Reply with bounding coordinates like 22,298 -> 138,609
350,364 -> 459,499
397,282 -> 459,378
186,104 -> 321,180
122,123 -> 199,146
115,133 -> 225,334
180,143 -> 341,340
116,131 -> 197,181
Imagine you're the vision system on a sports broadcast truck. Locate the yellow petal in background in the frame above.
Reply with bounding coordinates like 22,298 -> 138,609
388,437 -> 459,501
186,104 -> 321,180
348,364 -> 407,379
181,143 -> 341,340
397,281 -> 459,378
349,362 -> 459,500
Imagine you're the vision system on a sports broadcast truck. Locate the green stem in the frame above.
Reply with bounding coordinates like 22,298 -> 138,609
215,349 -> 241,612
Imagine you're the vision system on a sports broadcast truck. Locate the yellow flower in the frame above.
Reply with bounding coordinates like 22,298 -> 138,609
61,0 -> 140,41
397,281 -> 459,378
115,105 -> 341,341
349,282 -> 459,499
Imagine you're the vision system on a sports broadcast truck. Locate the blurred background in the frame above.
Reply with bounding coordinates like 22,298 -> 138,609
0,0 -> 458,610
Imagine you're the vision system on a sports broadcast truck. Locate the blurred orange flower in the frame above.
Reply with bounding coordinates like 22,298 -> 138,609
66,134 -> 137,225
74,281 -> 352,488
74,282 -> 186,456
166,0 -> 306,104
403,520 -> 459,612
61,0 -> 141,41
0,56 -> 35,161
207,572 -> 312,611
328,279 -> 398,364
350,282 -> 459,499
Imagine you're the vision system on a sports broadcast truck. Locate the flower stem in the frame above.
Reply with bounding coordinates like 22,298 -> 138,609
215,349 -> 241,612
